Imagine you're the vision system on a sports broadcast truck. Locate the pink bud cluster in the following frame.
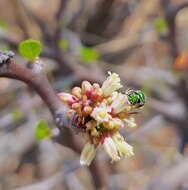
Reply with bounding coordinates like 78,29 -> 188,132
58,72 -> 142,165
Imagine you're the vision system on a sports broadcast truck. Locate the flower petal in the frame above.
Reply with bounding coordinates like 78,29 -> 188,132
80,142 -> 96,166
102,72 -> 122,96
103,137 -> 120,162
111,92 -> 129,113
112,133 -> 134,158
91,106 -> 112,123
124,118 -> 137,128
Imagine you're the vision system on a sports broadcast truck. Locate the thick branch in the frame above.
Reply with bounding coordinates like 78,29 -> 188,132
175,1 -> 188,15
54,0 -> 68,43
0,51 -> 106,189
0,51 -> 75,129
55,0 -> 68,21
89,157 -> 106,189
161,0 -> 188,59
161,0 -> 177,58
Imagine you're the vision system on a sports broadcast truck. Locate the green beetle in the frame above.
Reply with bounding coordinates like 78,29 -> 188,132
126,90 -> 145,108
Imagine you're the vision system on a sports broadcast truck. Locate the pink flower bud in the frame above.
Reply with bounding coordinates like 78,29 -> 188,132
72,102 -> 82,111
72,87 -> 82,99
58,93 -> 79,105
81,81 -> 93,97
83,106 -> 93,115
91,88 -> 103,102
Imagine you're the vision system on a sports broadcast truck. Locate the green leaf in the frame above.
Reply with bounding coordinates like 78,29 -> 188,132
19,39 -> 42,61
154,18 -> 167,32
80,47 -> 99,62
11,110 -> 23,121
35,120 -> 51,140
0,20 -> 9,31
58,39 -> 69,50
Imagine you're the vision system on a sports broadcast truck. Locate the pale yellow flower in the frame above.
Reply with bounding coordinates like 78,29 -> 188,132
103,137 -> 120,162
111,92 -> 129,113
102,72 -> 122,96
57,71 -> 144,166
124,117 -> 137,128
112,133 -> 134,158
80,142 -> 96,166
91,102 -> 112,123
107,118 -> 125,129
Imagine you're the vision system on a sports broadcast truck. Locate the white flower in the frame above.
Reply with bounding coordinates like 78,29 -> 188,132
102,72 -> 122,96
103,137 -> 120,162
111,92 -> 129,113
112,133 -> 134,158
124,117 -> 137,128
80,142 -> 96,166
58,93 -> 78,105
91,102 -> 112,123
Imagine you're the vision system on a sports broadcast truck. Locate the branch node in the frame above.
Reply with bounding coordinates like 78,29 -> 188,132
0,50 -> 15,66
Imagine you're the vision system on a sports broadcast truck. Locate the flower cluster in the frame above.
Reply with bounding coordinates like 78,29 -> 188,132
58,72 -> 145,166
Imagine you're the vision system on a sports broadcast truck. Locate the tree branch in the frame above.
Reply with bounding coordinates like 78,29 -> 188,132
161,0 -> 178,58
0,51 -> 106,189
161,0 -> 188,59
54,0 -> 68,43
175,1 -> 188,15
55,0 -> 68,22
0,51 -> 75,130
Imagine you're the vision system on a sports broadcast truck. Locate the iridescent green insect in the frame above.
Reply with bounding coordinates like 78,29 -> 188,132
126,90 -> 145,109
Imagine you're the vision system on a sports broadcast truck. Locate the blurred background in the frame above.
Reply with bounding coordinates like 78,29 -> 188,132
1,0 -> 188,189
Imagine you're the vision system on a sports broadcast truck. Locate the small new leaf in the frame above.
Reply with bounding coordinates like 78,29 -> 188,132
35,120 -> 51,140
154,18 -> 167,32
80,47 -> 99,62
19,39 -> 42,61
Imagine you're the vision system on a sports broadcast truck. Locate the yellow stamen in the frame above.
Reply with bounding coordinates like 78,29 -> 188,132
99,112 -> 107,118
111,75 -> 118,80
